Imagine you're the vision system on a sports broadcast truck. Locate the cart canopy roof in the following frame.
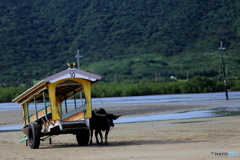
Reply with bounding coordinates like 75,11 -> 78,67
12,68 -> 101,104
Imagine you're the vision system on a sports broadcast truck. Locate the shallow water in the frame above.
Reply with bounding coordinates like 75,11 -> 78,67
1,91 -> 240,111
115,108 -> 240,124
0,125 -> 22,131
1,107 -> 240,131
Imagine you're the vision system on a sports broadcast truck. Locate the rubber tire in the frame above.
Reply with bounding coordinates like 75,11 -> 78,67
76,129 -> 90,146
28,122 -> 41,149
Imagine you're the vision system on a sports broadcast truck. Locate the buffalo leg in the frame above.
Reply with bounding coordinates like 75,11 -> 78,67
96,130 -> 104,145
105,129 -> 109,145
89,128 -> 93,145
95,130 -> 103,145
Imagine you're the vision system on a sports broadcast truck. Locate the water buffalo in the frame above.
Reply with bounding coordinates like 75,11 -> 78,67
89,108 -> 121,145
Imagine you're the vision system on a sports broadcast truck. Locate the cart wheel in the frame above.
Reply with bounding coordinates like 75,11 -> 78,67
76,129 -> 90,146
28,122 -> 40,149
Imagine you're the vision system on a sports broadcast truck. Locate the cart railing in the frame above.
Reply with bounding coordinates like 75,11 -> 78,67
24,105 -> 52,125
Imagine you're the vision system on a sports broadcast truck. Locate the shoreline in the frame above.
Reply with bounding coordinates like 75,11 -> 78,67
0,99 -> 239,127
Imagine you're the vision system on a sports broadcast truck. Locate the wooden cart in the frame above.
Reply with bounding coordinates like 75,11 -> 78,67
12,65 -> 101,149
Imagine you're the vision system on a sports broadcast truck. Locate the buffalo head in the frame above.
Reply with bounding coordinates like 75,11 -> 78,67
93,109 -> 121,128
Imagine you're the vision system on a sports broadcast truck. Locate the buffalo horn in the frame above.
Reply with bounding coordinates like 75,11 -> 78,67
113,114 -> 122,119
93,110 -> 106,117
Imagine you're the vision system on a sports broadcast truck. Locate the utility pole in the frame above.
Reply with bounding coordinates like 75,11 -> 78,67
75,49 -> 84,105
75,49 -> 83,69
219,41 -> 229,100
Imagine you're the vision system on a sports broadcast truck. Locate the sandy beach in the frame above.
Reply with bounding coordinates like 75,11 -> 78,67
0,99 -> 240,159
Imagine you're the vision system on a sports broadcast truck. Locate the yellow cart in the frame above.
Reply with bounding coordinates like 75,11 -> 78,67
12,65 -> 101,149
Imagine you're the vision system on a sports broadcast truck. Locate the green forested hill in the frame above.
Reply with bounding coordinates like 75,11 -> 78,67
1,0 -> 240,86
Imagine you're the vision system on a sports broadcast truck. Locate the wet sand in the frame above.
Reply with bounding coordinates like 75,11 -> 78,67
0,99 -> 239,159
